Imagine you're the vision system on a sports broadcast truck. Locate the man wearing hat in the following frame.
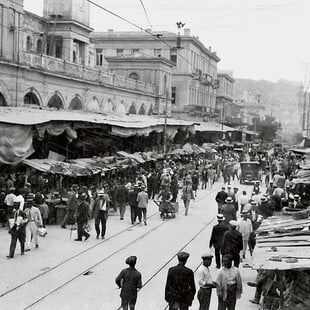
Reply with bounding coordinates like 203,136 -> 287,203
128,184 -> 141,224
292,194 -> 303,209
220,197 -> 236,225
115,256 -> 142,310
216,254 -> 242,310
92,189 -> 110,239
74,193 -> 90,241
165,252 -> 196,309
215,187 -> 228,213
256,196 -> 274,219
238,212 -> 253,260
61,184 -> 79,229
209,214 -> 229,269
137,185 -> 148,225
24,193 -> 43,251
7,197 -> 28,258
222,221 -> 243,267
196,253 -> 216,309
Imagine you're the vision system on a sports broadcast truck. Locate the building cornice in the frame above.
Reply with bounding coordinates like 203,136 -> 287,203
105,56 -> 175,67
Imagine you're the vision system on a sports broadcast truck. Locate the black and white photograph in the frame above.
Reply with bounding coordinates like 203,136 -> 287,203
0,0 -> 310,309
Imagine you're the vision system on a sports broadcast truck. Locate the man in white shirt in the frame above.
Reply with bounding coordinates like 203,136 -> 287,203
196,253 -> 216,310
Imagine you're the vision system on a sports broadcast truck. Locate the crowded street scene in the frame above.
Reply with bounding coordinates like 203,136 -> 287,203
1,0 -> 310,309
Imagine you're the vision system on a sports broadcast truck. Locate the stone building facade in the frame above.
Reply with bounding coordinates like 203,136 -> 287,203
91,28 -> 220,121
0,0 -> 170,115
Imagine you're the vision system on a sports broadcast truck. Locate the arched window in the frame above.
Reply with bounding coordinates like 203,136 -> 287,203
0,93 -> 7,106
47,93 -> 64,109
24,92 -> 40,106
87,97 -> 100,113
129,72 -> 139,80
148,105 -> 154,115
36,39 -> 43,53
139,104 -> 146,115
26,36 -> 32,51
116,101 -> 127,114
128,103 -> 136,114
69,96 -> 83,110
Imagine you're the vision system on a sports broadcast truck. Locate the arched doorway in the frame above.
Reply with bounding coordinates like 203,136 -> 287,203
47,93 -> 64,109
69,96 -> 83,110
24,92 -> 40,106
36,39 -> 43,53
0,93 -> 7,106
138,104 -> 146,115
128,103 -> 136,114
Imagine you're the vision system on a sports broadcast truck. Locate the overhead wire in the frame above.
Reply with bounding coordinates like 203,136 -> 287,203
138,0 -> 152,29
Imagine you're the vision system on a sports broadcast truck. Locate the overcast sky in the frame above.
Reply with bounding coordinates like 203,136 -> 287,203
24,0 -> 310,84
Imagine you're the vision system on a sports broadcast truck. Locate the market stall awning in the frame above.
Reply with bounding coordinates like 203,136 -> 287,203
195,122 -> 237,133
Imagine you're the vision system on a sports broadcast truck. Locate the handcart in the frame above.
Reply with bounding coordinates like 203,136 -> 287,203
154,200 -> 178,219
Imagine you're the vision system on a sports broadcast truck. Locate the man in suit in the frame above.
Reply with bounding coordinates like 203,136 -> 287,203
7,197 -> 28,258
209,214 -> 229,268
61,184 -> 79,228
215,187 -> 228,213
92,189 -> 109,239
115,256 -> 142,310
222,221 -> 243,268
75,193 -> 90,241
24,193 -> 43,251
165,252 -> 196,310
221,197 -> 237,225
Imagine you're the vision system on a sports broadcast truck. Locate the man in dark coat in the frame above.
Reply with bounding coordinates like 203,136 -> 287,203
115,256 -> 142,310
209,214 -> 229,268
220,197 -> 237,225
114,180 -> 128,220
74,193 -> 90,241
128,185 -> 140,224
222,221 -> 243,268
215,187 -> 228,213
165,251 -> 196,309
7,198 -> 28,258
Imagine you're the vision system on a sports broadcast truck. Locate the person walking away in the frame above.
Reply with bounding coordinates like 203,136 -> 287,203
7,198 -> 28,259
165,252 -> 196,310
128,185 -> 140,224
191,170 -> 199,197
209,214 -> 229,269
182,180 -> 194,216
24,193 -> 43,251
215,187 -> 228,213
237,212 -> 253,260
222,221 -> 243,268
34,192 -> 49,228
93,189 -> 109,239
147,171 -> 156,200
61,184 -> 78,229
114,180 -> 128,220
115,256 -> 142,310
201,166 -> 208,190
220,197 -> 236,225
136,185 -> 148,225
170,175 -> 179,203
157,184 -> 172,218
216,254 -> 242,310
196,253 -> 216,310
74,193 -> 90,241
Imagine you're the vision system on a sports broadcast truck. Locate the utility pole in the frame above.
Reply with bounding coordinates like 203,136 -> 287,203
163,86 -> 169,154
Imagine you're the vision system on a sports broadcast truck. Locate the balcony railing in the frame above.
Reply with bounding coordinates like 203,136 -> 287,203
21,51 -> 157,95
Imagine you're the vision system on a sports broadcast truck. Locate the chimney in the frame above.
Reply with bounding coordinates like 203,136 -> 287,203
183,28 -> 190,36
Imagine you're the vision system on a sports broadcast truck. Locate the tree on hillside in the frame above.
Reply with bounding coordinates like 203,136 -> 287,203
249,115 -> 282,142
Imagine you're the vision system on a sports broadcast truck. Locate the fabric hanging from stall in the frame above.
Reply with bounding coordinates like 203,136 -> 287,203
0,123 -> 34,164
35,123 -> 77,142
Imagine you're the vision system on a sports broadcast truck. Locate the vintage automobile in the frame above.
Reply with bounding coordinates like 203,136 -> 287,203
240,161 -> 261,184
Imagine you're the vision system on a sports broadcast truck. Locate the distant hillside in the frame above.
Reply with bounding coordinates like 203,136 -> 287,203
233,78 -> 303,140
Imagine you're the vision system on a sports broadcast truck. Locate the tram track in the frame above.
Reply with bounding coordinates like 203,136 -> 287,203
15,184 -> 221,309
1,181 -> 249,309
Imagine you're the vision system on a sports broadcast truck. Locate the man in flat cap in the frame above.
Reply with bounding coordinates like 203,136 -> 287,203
196,253 -> 216,310
209,214 -> 229,269
216,254 -> 242,310
222,221 -> 243,268
115,256 -> 142,310
165,252 -> 196,309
